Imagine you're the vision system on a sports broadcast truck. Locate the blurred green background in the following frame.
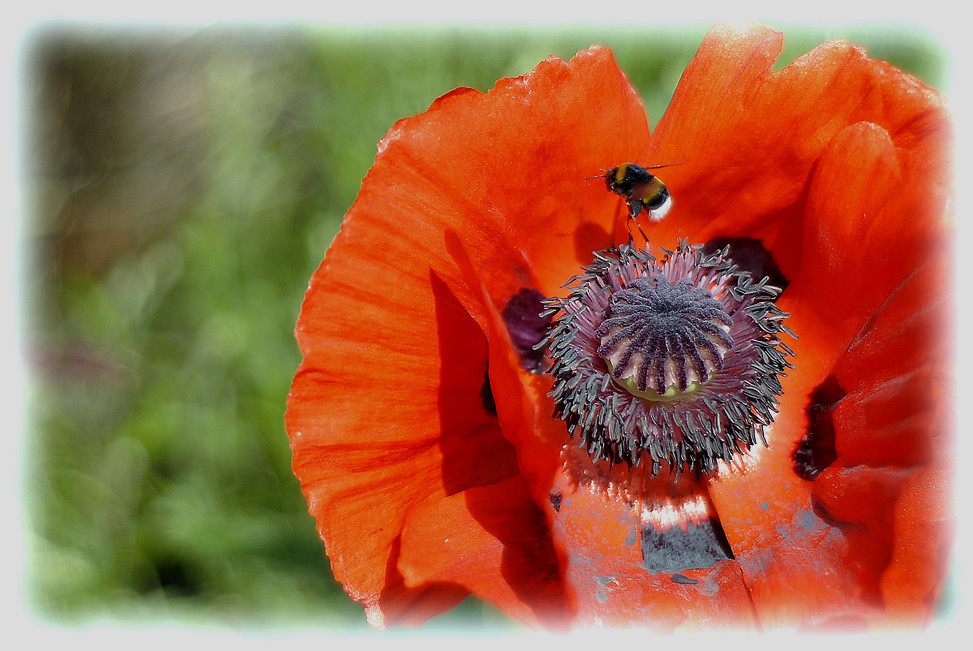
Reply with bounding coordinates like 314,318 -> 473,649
21,23 -> 947,630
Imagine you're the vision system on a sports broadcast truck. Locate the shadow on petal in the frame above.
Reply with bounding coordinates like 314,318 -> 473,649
425,270 -> 571,627
376,535 -> 470,628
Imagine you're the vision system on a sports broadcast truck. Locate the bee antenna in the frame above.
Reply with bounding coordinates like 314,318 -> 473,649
584,168 -> 610,181
642,160 -> 688,170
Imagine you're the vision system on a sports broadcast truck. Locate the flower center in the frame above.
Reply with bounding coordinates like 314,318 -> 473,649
543,241 -> 795,478
596,275 -> 733,398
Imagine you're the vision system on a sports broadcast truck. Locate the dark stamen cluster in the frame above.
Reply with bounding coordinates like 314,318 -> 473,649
541,241 -> 795,478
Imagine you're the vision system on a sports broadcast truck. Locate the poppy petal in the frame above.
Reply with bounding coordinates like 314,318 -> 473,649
705,371 -> 877,627
708,237 -> 951,628
546,459 -> 758,629
398,474 -> 567,628
826,255 -> 952,623
792,117 -> 951,350
832,259 -> 951,469
880,463 -> 953,622
644,24 -> 947,280
288,266 -> 517,625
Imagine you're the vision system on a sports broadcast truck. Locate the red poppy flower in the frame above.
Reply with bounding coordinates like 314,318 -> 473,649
286,24 -> 953,631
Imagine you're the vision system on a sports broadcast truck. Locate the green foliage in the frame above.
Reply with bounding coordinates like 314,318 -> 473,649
23,24 -> 944,630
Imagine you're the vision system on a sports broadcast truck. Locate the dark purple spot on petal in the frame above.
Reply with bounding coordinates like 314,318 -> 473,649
793,375 -> 846,480
703,236 -> 788,293
548,491 -> 562,512
479,368 -> 497,417
640,517 -> 734,572
670,573 -> 698,585
502,287 -> 551,373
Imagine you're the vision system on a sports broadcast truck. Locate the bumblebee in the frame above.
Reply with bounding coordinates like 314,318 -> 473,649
599,163 -> 673,222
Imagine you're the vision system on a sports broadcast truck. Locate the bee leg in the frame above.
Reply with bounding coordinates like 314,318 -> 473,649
627,200 -> 643,220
